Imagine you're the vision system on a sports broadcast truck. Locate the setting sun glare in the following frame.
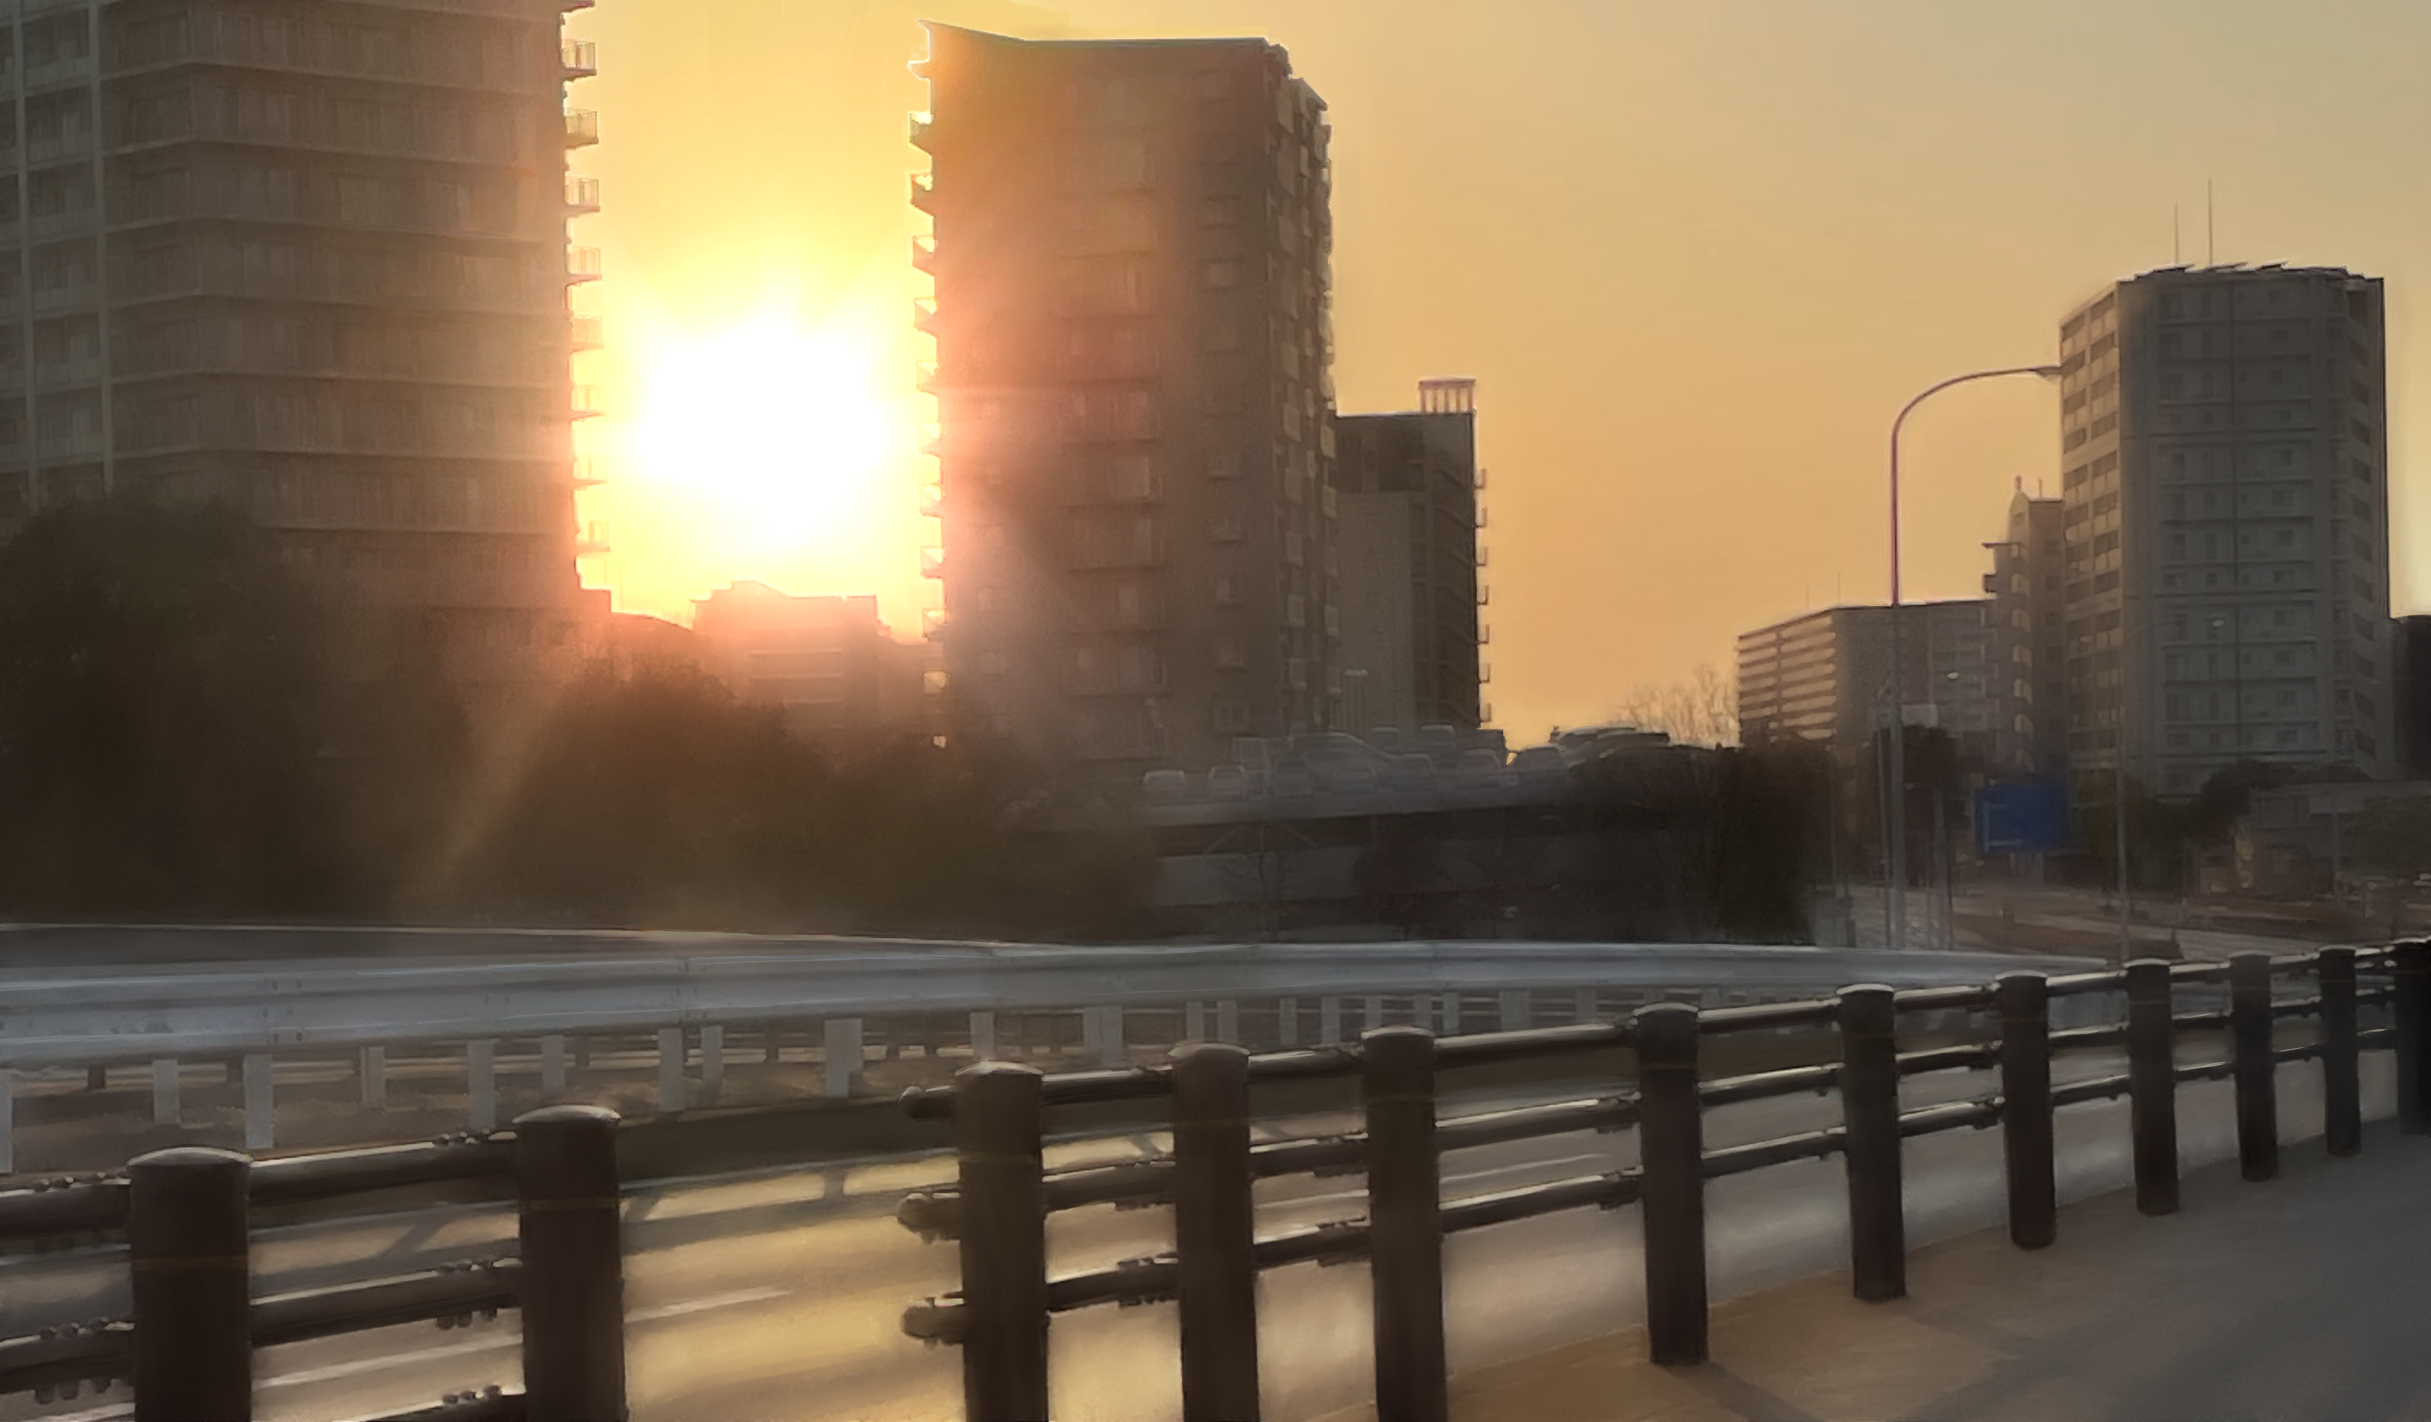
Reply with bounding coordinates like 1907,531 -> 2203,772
630,315 -> 902,554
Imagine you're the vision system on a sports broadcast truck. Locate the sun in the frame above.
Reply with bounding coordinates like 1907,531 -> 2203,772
628,314 -> 903,536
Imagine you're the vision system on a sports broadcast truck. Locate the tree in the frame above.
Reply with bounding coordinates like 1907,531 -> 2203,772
0,497 -> 355,916
1607,663 -> 1738,746
2341,796 -> 2431,882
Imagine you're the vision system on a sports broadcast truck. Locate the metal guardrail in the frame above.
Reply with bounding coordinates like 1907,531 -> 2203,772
896,943 -> 2431,1422
0,1109 -> 624,1422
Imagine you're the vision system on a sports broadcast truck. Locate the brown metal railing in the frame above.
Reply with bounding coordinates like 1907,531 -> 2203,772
897,943 -> 2429,1422
0,1107 -> 626,1422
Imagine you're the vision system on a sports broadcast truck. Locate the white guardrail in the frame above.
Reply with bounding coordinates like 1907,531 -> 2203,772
0,928 -> 2104,1172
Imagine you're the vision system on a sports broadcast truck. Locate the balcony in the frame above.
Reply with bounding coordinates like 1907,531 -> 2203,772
1321,484 -> 1335,517
910,172 -> 937,213
912,236 -> 936,274
909,111 -> 935,150
1477,583 -> 1491,607
566,246 -> 603,283
1475,545 -> 1489,568
921,547 -> 945,579
562,0 -> 594,9
561,38 -> 598,79
922,608 -> 948,640
919,484 -> 943,517
572,384 -> 603,419
572,455 -> 603,489
564,109 -> 600,148
575,520 -> 609,556
1476,504 -> 1489,529
917,419 -> 943,456
570,314 -> 604,351
912,297 -> 939,336
565,176 -> 601,214
1475,467 -> 1489,491
914,361 -> 940,395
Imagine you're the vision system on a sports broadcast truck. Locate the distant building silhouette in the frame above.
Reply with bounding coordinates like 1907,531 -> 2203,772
2056,266 -> 2395,793
1335,379 -> 1484,738
1982,486 -> 2066,777
910,25 -> 1338,774
691,581 -> 932,742
1737,601 -> 1997,757
0,0 -> 596,702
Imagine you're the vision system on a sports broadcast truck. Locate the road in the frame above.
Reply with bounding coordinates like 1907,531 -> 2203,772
3,1043 -> 2393,1422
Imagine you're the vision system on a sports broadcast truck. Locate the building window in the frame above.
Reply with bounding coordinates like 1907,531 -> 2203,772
1214,635 -> 1246,670
1202,260 -> 1240,290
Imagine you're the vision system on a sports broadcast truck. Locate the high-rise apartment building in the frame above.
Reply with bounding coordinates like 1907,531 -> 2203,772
1982,486 -> 2065,776
911,25 -> 1339,775
1736,600 -> 1996,756
0,0 -> 593,696
1336,378 -> 1482,737
2057,266 -> 2395,795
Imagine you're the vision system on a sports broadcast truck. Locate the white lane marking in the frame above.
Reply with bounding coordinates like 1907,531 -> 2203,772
629,1285 -> 789,1322
1276,1153 -> 1614,1209
252,1287 -> 794,1390
261,1335 -> 513,1389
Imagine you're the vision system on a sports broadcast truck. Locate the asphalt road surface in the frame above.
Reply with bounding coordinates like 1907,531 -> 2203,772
0,1050 -> 2395,1422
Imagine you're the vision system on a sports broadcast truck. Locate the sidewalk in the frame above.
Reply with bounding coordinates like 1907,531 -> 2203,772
1314,1123 -> 2431,1422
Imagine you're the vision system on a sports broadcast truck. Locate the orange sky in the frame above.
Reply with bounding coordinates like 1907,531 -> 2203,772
566,0 -> 2431,743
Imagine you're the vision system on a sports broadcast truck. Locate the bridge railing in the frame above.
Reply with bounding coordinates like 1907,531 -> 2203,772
0,1106 -> 626,1422
895,943 -> 2424,1422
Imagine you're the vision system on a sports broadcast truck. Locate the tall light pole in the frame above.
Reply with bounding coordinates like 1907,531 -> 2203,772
1886,364 -> 2062,952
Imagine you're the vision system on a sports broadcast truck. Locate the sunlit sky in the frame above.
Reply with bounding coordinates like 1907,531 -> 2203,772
568,0 -> 2431,741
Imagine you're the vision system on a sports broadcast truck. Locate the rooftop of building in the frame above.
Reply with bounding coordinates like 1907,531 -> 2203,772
922,22 -> 1270,50
1735,598 -> 1992,642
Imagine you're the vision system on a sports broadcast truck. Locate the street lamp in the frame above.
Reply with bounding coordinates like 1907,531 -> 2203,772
1886,363 -> 2062,952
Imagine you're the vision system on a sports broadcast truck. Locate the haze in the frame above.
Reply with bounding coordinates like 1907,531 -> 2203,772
568,0 -> 2431,739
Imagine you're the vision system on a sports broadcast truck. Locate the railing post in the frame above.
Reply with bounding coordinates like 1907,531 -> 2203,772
1499,989 -> 1528,1032
656,1027 -> 685,1113
969,1010 -> 997,1062
468,1040 -> 497,1133
2126,959 -> 2181,1215
1836,984 -> 1905,1301
1440,993 -> 1463,1035
541,1035 -> 569,1097
242,1052 -> 274,1151
152,1058 -> 179,1126
2318,947 -> 2361,1157
1277,997 -> 1299,1048
955,1062 -> 1049,1422
824,1018 -> 865,1097
2396,940 -> 2431,1135
359,1046 -> 386,1110
1633,1001 -> 1706,1365
1363,1026 -> 1446,1422
2229,952 -> 2278,1181
1319,997 -> 1342,1045
1172,1044 -> 1260,1422
514,1105 -> 627,1422
701,1025 -> 726,1101
0,1067 -> 12,1176
1574,987 -> 1597,1024
129,1147 -> 251,1422
1994,972 -> 2055,1250
1363,995 -> 1384,1032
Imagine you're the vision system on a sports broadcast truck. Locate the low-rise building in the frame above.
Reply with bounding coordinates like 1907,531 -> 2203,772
691,582 -> 931,741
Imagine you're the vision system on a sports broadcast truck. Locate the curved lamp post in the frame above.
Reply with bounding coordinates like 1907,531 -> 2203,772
1886,363 -> 2063,952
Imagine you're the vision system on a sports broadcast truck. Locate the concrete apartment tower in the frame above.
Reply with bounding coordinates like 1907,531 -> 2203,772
911,24 -> 1339,776
0,0 -> 595,700
1982,486 -> 2066,777
2057,266 -> 2395,795
1335,378 -> 1482,738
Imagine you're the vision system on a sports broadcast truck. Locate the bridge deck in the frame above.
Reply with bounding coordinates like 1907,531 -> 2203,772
1316,1124 -> 2431,1422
